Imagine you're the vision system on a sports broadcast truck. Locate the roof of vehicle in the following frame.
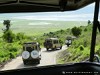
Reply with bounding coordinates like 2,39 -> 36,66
66,36 -> 76,39
23,42 -> 38,45
0,0 -> 94,13
46,38 -> 59,40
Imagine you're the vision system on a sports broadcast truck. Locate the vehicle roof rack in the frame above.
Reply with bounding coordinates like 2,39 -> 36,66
24,42 -> 37,44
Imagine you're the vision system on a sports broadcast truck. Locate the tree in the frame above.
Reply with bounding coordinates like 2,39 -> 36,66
88,20 -> 91,25
71,27 -> 82,37
3,20 -> 11,31
2,20 -> 15,43
2,30 -> 15,43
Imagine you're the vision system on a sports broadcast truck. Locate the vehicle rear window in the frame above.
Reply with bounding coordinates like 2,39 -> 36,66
26,47 -> 33,52
53,40 -> 58,44
46,40 -> 52,43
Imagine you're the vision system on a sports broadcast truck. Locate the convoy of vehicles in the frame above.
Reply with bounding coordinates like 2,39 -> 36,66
22,42 -> 41,65
44,38 -> 62,51
22,37 -> 68,65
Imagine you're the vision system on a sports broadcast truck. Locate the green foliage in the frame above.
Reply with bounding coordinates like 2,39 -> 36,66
72,39 -> 83,48
16,33 -> 26,41
0,20 -> 94,65
83,39 -> 90,47
9,52 -> 15,59
0,41 -> 22,64
0,21 -> 87,64
2,30 -> 15,43
57,24 -> 95,64
88,20 -> 91,25
59,39 -> 63,44
71,27 -> 82,37
7,43 -> 19,52
3,20 -> 11,31
79,45 -> 84,51
84,28 -> 87,32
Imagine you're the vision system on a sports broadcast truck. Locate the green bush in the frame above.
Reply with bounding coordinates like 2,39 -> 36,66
0,41 -> 22,64
71,27 -> 82,37
88,20 -> 91,25
9,52 -> 15,59
84,28 -> 87,32
79,45 -> 84,51
9,47 -> 18,52
72,39 -> 82,48
16,33 -> 26,41
59,39 -> 63,44
83,39 -> 90,47
2,30 -> 15,43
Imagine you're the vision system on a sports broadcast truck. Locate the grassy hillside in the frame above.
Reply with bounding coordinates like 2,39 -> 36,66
0,20 -> 89,65
57,24 -> 100,64
0,20 -> 87,36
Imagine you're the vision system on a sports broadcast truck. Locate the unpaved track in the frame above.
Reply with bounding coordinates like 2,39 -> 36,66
0,45 -> 67,71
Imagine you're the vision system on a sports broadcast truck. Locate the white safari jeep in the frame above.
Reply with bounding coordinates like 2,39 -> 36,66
22,42 -> 41,65
44,38 -> 62,51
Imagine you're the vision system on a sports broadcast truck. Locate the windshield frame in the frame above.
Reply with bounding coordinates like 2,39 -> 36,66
89,0 -> 100,62
0,0 -> 99,72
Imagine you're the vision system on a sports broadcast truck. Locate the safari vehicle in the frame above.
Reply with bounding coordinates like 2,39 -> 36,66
65,36 -> 76,47
44,38 -> 62,51
0,0 -> 100,75
65,36 -> 72,47
22,42 -> 41,65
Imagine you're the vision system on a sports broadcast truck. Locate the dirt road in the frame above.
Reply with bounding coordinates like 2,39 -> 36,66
0,45 -> 67,71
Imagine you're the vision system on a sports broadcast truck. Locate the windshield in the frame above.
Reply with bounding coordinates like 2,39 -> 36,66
46,40 -> 52,43
0,3 -> 100,71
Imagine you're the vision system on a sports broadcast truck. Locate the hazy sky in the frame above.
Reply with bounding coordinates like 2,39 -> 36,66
0,3 -> 99,21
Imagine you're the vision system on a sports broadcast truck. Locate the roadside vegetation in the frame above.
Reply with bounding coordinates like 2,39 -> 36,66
0,19 -> 99,65
0,20 -> 33,64
57,22 -> 100,64
0,20 -> 73,64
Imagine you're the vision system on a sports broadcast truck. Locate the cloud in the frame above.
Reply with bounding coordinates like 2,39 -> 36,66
13,13 -> 94,21
28,22 -> 51,25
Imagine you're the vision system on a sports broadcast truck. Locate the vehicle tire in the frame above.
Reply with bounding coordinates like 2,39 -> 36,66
52,48 -> 54,50
67,44 -> 69,47
37,60 -> 40,64
23,60 -> 27,65
53,46 -> 56,50
46,48 -> 49,51
60,46 -> 62,49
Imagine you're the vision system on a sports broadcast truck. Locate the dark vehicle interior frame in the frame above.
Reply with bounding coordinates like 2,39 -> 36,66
0,0 -> 100,75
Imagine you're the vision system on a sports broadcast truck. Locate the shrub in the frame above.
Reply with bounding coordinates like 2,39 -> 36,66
16,33 -> 26,40
59,39 -> 63,44
59,29 -> 65,33
79,45 -> 84,51
9,52 -> 16,59
71,27 -> 82,37
9,47 -> 18,52
2,30 -> 15,43
72,39 -> 83,48
84,28 -> 87,32
88,20 -> 91,25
